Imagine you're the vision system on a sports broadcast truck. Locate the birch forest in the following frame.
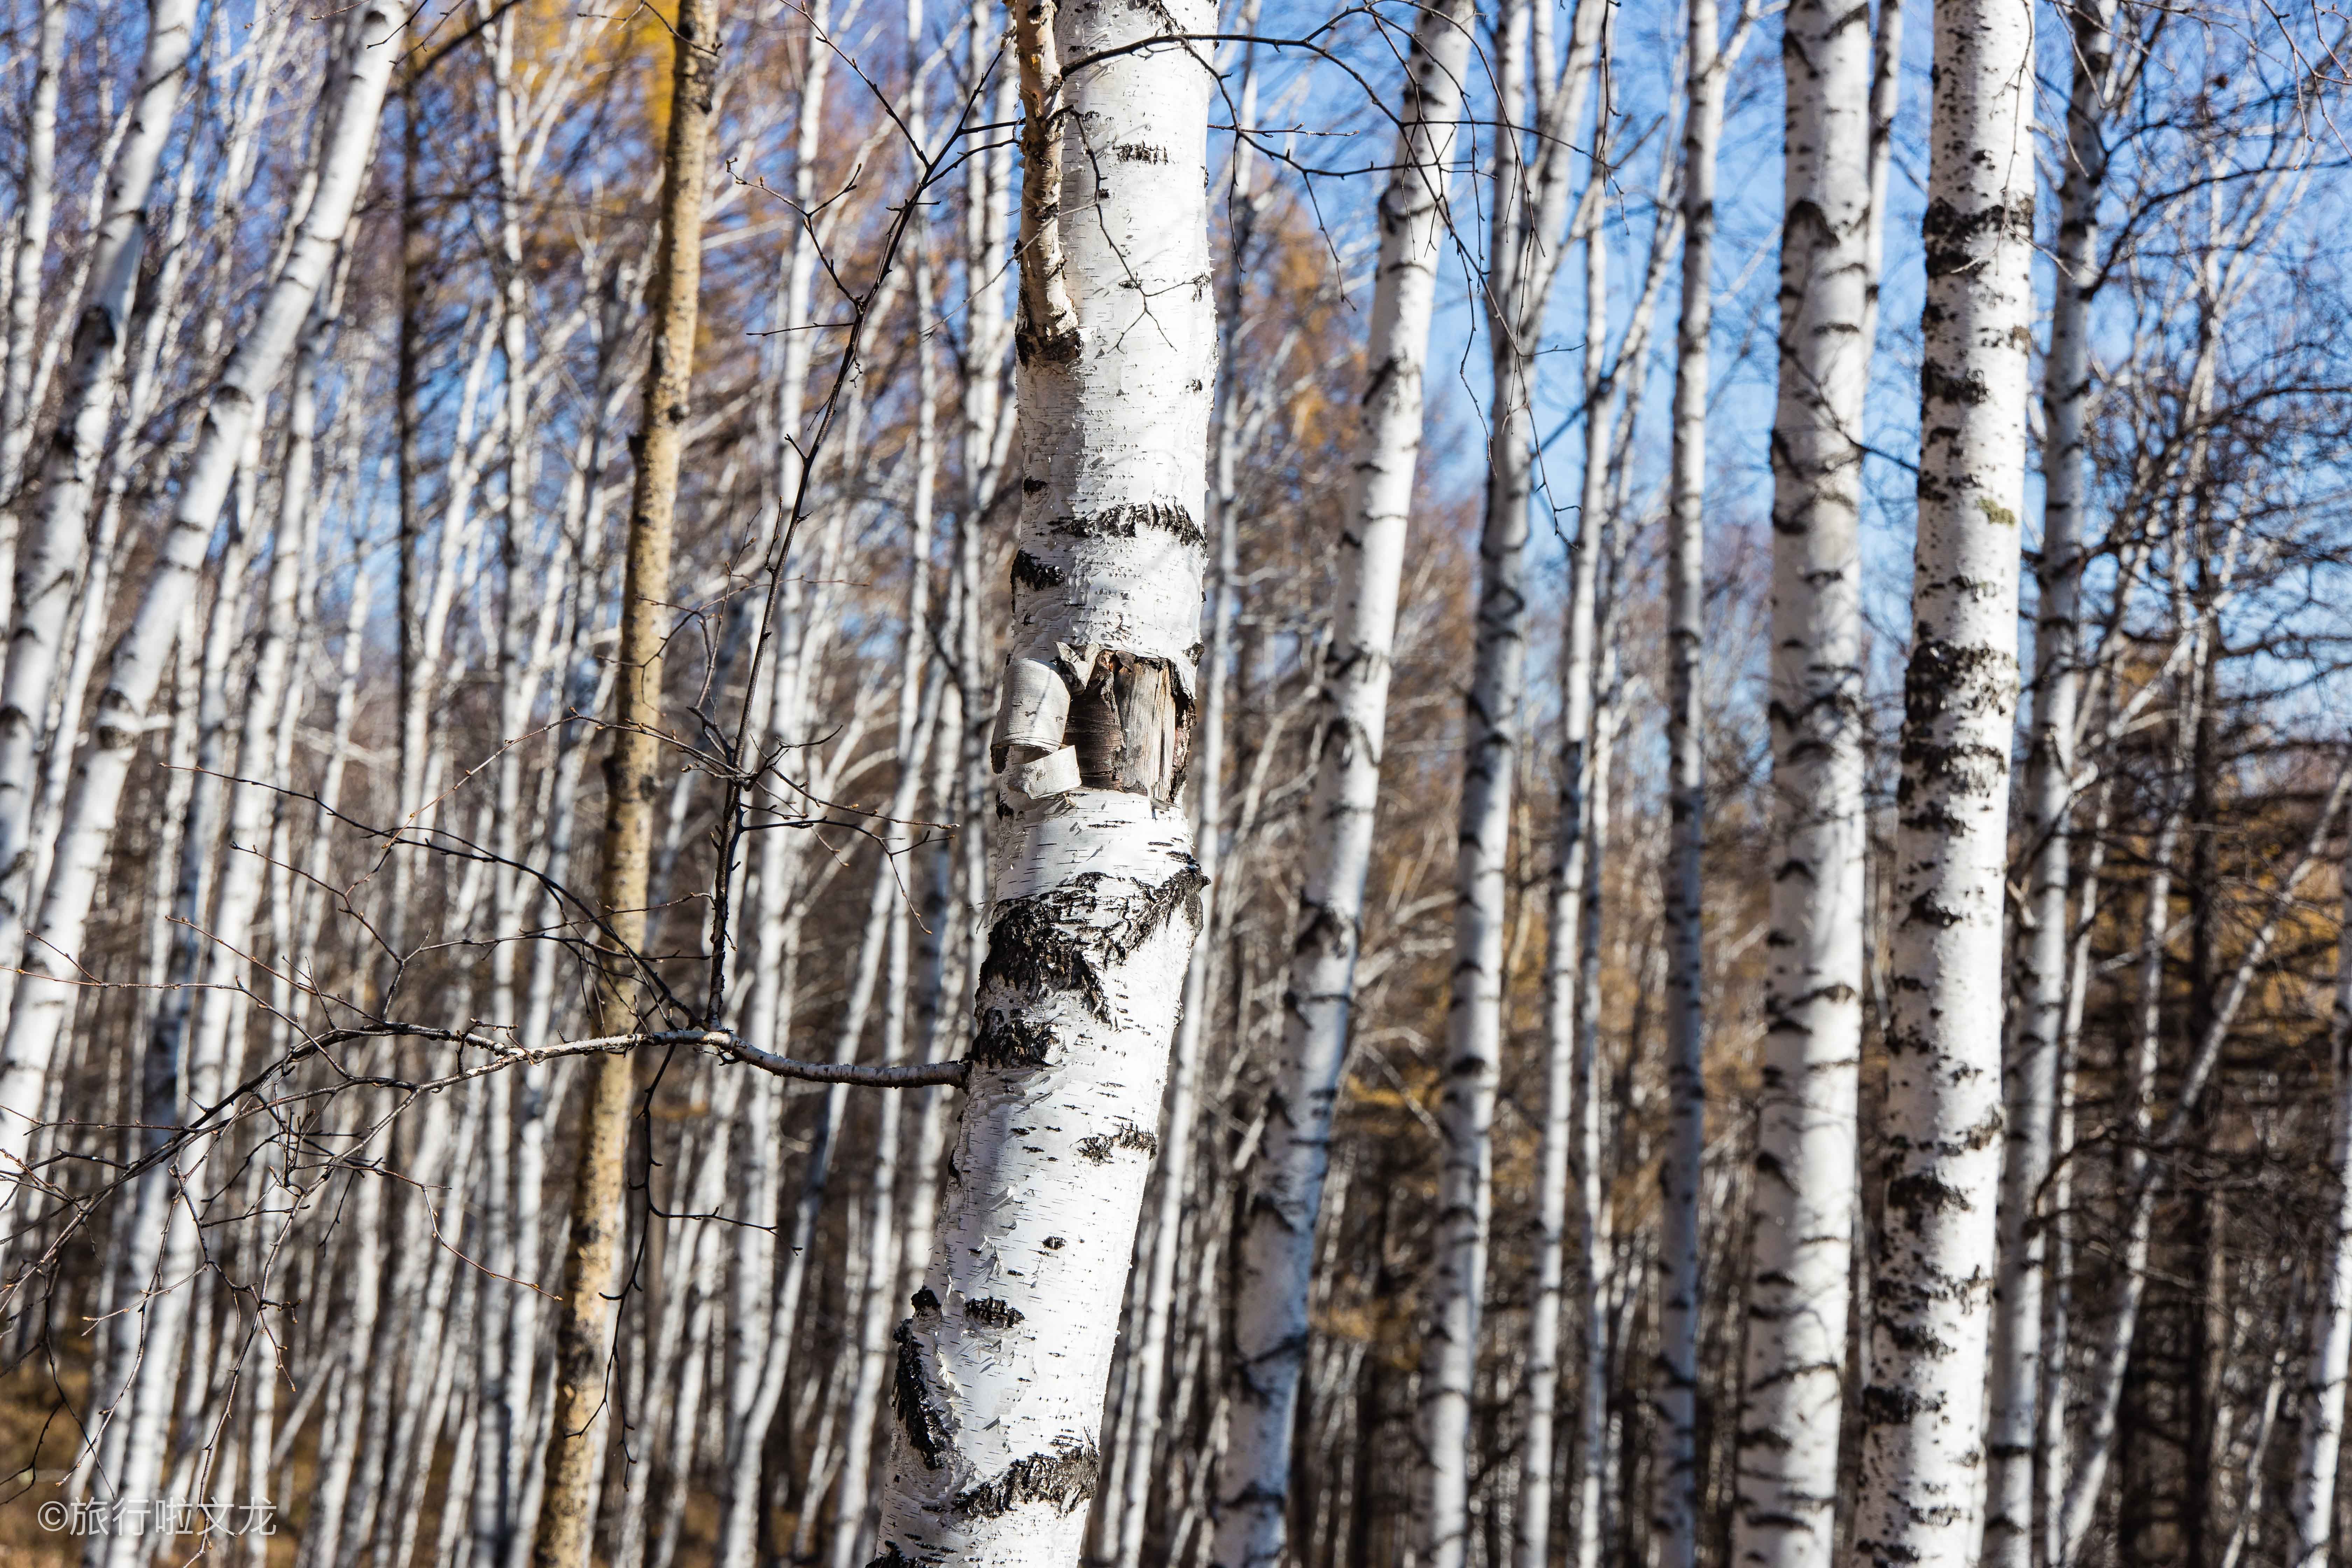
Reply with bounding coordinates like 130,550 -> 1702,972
2,0 -> 2352,1564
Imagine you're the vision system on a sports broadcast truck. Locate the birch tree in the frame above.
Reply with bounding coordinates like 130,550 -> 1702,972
2291,836 -> 2352,1568
0,0 -> 195,1062
0,0 -> 64,504
1982,5 -> 2114,1562
1653,5 -> 1753,1560
1215,2 -> 1474,1560
1731,2 -> 1873,1561
1852,0 -> 2034,1560
0,0 -> 397,1209
867,0 -> 1216,1557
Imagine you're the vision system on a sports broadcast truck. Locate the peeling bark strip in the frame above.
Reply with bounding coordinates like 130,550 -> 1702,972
1853,2 -> 2033,1564
1733,4 -> 1876,1566
870,0 -> 1214,1558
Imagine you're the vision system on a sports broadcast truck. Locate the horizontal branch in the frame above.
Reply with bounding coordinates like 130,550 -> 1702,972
303,1024 -> 973,1094
720,1035 -> 971,1088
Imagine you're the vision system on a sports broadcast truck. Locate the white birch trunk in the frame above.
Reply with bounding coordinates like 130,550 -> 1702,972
1421,0 -> 1536,1544
0,0 -> 65,503
104,297 -> 331,1568
826,310 -> 944,1563
1983,7 -> 2111,1562
1655,5 -> 1747,1561
0,0 -> 399,1192
0,0 -> 197,1043
2291,846 -> 2352,1568
1430,4 -> 1604,1562
868,0 -> 1214,1556
1214,0 -> 1472,1558
1732,3 -> 1873,1562
1562,136 -> 1615,1568
1853,0 -> 2034,1558
1483,13 -> 1607,1568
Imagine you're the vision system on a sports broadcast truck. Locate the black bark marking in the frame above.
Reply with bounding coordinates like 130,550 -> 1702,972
971,1008 -> 1058,1069
1074,1124 -> 1158,1162
1860,1381 -> 1929,1427
974,862 -> 1207,1030
1886,1170 -> 1972,1220
978,899 -> 1114,1022
1046,500 -> 1205,547
964,1296 -> 1025,1328
893,1307 -> 952,1470
950,1440 -> 1100,1520
1017,321 -> 1083,366
1010,549 -> 1065,590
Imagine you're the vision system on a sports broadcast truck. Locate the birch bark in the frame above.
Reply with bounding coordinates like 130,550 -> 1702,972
1731,2 -> 1873,1561
1424,6 -> 1604,1564
0,0 -> 65,503
1983,7 -> 2112,1562
1853,1 -> 2034,1560
824,245 -> 945,1568
1215,0 -> 1473,1555
0,0 -> 395,1200
867,0 -> 1215,1557
1561,128 -> 1616,1568
0,0 -> 196,1046
2291,844 -> 2352,1568
1425,0 -> 1532,1542
1102,28 -> 1273,1555
1655,5 -> 1745,1561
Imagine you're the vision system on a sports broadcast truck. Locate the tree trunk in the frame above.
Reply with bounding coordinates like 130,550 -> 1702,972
1731,3 -> 1874,1563
2291,845 -> 2352,1568
0,0 -> 196,1048
1213,1 -> 1473,1561
528,2 -> 715,1560
1655,5 -> 1744,1562
1428,4 -> 1604,1564
1984,6 -> 2113,1563
0,0 -> 66,504
1853,0 -> 2035,1558
0,0 -> 393,1213
1562,121 -> 1617,1568
867,0 -> 1215,1556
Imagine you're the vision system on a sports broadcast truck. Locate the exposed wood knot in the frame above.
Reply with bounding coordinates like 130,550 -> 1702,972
1063,650 -> 1191,801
